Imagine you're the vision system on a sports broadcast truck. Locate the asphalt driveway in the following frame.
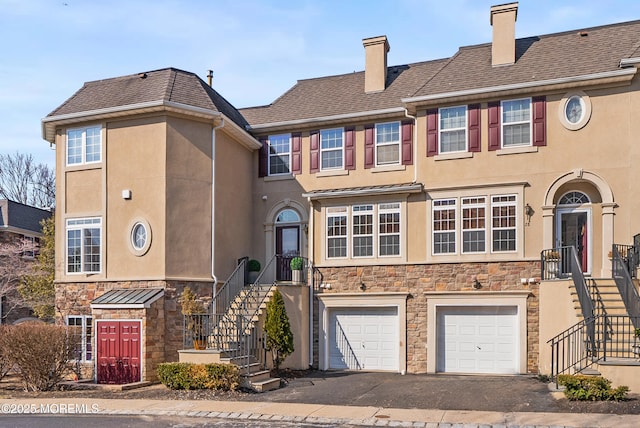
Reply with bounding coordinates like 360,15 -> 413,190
251,371 -> 560,413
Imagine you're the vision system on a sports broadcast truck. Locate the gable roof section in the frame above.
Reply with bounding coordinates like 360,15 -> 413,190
43,68 -> 251,142
240,59 -> 448,129
407,20 -> 640,104
0,199 -> 52,235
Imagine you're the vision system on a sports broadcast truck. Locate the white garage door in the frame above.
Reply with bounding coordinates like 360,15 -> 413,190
437,306 -> 518,374
329,307 -> 398,371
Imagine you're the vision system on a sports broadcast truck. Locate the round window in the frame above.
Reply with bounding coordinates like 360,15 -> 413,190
128,219 -> 152,256
131,223 -> 147,250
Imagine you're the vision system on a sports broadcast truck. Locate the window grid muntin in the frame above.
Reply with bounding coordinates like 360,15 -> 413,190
433,199 -> 456,254
379,202 -> 401,256
501,98 -> 531,147
66,217 -> 102,274
491,195 -> 517,252
558,191 -> 590,205
375,122 -> 400,165
462,197 -> 486,253
67,315 -> 92,362
268,134 -> 291,175
320,128 -> 344,170
327,207 -> 348,259
66,126 -> 101,166
352,204 -> 373,257
326,203 -> 402,260
439,106 -> 467,153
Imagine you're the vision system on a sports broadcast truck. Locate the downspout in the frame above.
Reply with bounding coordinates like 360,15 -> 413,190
307,196 -> 314,367
211,118 -> 225,296
404,109 -> 418,183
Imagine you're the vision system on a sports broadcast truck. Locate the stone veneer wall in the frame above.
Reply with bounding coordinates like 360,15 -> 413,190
55,280 -> 213,380
313,261 -> 541,374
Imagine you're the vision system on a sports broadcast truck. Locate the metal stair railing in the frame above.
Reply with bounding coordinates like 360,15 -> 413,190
211,254 -> 278,375
548,316 -> 598,388
612,244 -> 640,327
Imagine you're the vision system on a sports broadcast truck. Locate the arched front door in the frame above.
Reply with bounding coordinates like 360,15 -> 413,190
275,209 -> 300,281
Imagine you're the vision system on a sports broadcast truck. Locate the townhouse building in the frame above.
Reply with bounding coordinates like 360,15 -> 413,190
42,3 -> 640,389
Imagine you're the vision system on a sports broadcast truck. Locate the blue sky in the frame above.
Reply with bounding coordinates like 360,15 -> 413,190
2,0 -> 640,168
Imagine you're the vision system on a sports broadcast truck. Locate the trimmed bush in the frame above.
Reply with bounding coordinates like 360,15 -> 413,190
0,323 -> 74,391
157,362 -> 239,390
247,259 -> 261,272
558,374 -> 629,401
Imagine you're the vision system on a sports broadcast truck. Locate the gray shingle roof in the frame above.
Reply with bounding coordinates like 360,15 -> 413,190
0,199 -> 52,234
412,20 -> 640,99
47,68 -> 249,129
240,20 -> 640,127
239,60 -> 448,126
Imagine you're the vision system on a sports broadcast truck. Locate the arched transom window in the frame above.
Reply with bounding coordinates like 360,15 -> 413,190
558,191 -> 590,205
276,209 -> 300,223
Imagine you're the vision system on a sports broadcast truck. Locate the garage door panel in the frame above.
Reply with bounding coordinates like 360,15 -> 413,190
437,306 -> 518,374
329,307 -> 398,371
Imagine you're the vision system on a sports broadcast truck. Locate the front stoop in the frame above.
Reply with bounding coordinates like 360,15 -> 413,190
178,350 -> 281,393
239,367 -> 281,392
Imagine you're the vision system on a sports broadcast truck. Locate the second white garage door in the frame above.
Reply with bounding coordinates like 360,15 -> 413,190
437,306 -> 518,374
329,307 -> 398,371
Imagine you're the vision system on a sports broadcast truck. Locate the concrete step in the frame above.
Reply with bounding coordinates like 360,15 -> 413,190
248,377 -> 281,392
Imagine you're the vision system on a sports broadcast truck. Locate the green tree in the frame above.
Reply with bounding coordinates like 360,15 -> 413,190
264,288 -> 294,370
19,216 -> 55,320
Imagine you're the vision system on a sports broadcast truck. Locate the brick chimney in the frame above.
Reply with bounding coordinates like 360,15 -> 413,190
490,2 -> 518,66
363,35 -> 390,93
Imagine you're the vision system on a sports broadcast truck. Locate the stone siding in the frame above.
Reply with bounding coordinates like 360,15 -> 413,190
313,261 -> 541,374
55,280 -> 212,381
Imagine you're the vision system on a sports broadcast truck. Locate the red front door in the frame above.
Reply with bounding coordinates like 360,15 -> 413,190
97,321 -> 141,384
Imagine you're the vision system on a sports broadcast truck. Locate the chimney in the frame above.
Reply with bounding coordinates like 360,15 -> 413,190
363,35 -> 390,93
490,2 -> 518,66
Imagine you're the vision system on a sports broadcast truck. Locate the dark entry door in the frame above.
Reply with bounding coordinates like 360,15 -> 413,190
559,211 -> 589,273
97,321 -> 141,384
276,225 -> 300,281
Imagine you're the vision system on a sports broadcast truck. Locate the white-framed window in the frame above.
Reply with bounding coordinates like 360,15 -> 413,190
433,194 -> 517,255
378,203 -> 401,256
327,207 -> 348,258
66,217 -> 102,274
439,106 -> 467,153
491,195 -> 517,252
327,203 -> 402,259
67,126 -> 101,166
501,98 -> 531,147
268,133 -> 291,175
433,199 -> 456,254
320,128 -> 344,170
375,122 -> 400,166
352,205 -> 373,257
67,315 -> 92,362
462,197 -> 486,253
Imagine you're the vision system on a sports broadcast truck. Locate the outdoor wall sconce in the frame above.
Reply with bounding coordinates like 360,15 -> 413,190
525,203 -> 534,226
472,279 -> 482,289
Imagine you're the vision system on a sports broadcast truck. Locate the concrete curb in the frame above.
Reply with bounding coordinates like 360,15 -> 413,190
1,398 -> 639,427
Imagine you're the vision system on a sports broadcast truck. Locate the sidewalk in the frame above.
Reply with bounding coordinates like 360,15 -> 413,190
1,397 -> 638,427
